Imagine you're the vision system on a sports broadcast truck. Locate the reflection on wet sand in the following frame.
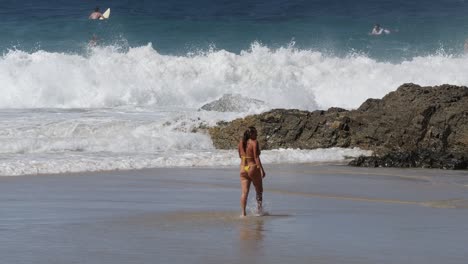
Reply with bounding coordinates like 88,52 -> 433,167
238,217 -> 266,262
239,217 -> 265,242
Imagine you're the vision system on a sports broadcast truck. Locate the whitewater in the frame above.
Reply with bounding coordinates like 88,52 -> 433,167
1,42 -> 468,176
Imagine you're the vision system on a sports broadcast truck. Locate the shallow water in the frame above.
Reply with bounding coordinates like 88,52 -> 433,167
1,164 -> 467,264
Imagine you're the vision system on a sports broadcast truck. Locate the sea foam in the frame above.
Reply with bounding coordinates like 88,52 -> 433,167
1,42 -> 468,110
0,147 -> 371,176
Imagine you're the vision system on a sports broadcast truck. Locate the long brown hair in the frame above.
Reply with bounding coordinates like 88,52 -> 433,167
242,126 -> 257,152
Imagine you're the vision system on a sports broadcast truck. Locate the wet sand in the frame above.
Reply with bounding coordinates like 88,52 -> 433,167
1,164 -> 468,264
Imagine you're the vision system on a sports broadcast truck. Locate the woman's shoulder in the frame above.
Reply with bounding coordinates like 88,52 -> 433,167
247,139 -> 258,146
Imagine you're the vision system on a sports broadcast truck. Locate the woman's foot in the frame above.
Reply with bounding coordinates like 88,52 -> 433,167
255,208 -> 268,216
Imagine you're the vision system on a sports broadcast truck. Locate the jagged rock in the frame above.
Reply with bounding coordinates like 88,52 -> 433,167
208,83 -> 468,169
349,150 -> 467,169
200,94 -> 267,112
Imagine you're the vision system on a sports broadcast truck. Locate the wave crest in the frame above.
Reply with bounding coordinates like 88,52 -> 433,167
1,42 -> 468,109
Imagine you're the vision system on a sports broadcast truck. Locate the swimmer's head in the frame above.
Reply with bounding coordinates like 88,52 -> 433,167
94,6 -> 100,12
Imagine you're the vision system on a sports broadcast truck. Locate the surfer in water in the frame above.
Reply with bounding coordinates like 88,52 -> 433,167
89,7 -> 104,20
238,126 -> 266,217
370,24 -> 391,35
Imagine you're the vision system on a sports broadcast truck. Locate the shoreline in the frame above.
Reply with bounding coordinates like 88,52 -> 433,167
0,159 -> 356,178
2,159 -> 467,178
2,164 -> 467,202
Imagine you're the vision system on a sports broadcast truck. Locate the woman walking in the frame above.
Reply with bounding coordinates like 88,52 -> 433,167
238,126 -> 266,216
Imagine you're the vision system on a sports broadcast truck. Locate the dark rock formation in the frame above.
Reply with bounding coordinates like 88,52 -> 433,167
208,83 -> 468,169
349,150 -> 467,170
200,94 -> 266,112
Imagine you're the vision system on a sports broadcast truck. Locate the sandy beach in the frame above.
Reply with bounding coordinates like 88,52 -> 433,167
1,164 -> 468,264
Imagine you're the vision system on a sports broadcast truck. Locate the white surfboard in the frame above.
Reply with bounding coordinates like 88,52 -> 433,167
99,8 -> 110,20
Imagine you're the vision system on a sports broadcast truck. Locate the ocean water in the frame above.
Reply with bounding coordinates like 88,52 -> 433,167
1,0 -> 468,176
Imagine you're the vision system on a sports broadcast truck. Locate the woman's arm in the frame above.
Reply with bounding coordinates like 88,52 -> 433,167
252,140 -> 266,178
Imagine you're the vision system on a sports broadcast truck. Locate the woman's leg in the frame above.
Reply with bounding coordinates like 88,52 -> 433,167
240,173 -> 251,216
249,167 -> 263,213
